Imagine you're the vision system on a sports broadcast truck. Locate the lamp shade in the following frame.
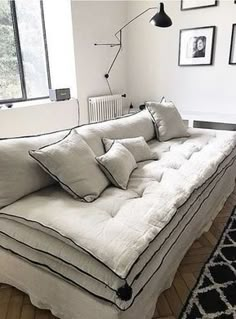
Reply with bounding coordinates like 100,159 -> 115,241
150,2 -> 172,28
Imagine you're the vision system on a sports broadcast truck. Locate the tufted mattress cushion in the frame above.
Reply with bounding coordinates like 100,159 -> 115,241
0,128 -> 236,310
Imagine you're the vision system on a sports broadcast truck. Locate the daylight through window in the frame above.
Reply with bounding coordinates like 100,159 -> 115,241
0,0 -> 51,103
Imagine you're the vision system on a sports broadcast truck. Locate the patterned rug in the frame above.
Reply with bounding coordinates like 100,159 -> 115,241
179,207 -> 236,319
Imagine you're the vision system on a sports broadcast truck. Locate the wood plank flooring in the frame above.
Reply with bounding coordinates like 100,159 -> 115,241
154,190 -> 236,319
0,188 -> 235,319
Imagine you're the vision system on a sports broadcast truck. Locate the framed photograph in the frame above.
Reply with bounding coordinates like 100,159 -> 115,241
181,0 -> 218,10
229,24 -> 236,64
178,26 -> 216,66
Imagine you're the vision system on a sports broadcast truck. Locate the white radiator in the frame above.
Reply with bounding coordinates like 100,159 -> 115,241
88,94 -> 123,123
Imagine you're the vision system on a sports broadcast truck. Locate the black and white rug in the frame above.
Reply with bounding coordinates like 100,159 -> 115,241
179,207 -> 236,319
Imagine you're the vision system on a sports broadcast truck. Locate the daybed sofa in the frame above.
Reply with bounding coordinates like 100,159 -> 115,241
0,107 -> 236,319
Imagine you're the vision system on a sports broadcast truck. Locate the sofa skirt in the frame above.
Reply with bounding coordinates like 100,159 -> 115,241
0,158 -> 235,319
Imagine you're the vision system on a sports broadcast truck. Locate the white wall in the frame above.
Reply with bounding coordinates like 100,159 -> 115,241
0,100 -> 79,138
43,0 -> 77,97
127,0 -> 236,114
71,1 -> 128,123
3,0 -> 235,134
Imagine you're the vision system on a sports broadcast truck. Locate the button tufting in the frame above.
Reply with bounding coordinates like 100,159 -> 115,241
155,172 -> 163,183
184,154 -> 191,160
110,210 -> 120,218
128,193 -> 142,200
166,164 -> 181,170
163,146 -> 171,153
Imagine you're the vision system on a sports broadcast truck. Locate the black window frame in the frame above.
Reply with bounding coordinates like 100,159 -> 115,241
0,0 -> 51,105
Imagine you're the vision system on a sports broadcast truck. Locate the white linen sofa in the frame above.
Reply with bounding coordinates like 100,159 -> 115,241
0,110 -> 236,319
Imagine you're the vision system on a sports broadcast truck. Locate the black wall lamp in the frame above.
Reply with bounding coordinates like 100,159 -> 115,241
94,2 -> 172,95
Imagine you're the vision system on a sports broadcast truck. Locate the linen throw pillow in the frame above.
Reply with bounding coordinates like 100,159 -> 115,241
102,136 -> 158,162
146,101 -> 190,142
96,143 -> 137,190
29,130 -> 109,202
0,130 -> 69,209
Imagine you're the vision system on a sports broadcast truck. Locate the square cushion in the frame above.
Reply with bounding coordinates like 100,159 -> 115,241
146,101 -> 190,142
96,143 -> 137,190
102,136 -> 158,163
29,130 -> 109,202
0,130 -> 70,209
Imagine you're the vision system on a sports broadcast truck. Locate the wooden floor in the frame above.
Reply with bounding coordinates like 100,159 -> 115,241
154,189 -> 236,319
0,189 -> 235,319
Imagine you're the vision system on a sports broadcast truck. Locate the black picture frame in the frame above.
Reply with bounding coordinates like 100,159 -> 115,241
181,0 -> 218,11
229,24 -> 236,65
178,26 -> 216,66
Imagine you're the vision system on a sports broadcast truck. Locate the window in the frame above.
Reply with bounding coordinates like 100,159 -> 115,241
0,0 -> 51,104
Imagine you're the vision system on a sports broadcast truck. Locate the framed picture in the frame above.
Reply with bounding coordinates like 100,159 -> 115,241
229,24 -> 236,64
178,26 -> 216,66
181,0 -> 218,10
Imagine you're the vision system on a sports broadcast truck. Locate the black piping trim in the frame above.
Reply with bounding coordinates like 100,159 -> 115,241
124,157 -> 236,311
96,158 -> 125,190
36,129 -> 72,150
146,105 -> 160,139
102,137 -> 157,163
102,137 -> 115,152
0,213 -> 123,280
1,144 -> 236,288
0,111 -> 145,141
0,244 -> 118,308
146,104 -> 189,141
0,153 -> 228,303
0,156 -> 234,312
178,205 -> 236,319
0,126 -> 74,141
160,96 -> 165,103
0,230 -> 117,293
29,130 -> 85,201
129,152 -> 236,286
124,144 -> 236,279
96,142 -> 137,190
29,154 -> 84,200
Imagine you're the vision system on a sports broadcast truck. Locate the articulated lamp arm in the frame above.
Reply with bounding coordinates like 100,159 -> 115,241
94,3 -> 172,94
115,7 -> 157,36
94,7 -> 157,81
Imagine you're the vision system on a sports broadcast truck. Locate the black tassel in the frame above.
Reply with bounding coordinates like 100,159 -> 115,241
116,283 -> 133,301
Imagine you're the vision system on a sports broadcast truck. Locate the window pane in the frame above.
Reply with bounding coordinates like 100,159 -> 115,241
15,0 -> 49,99
0,0 -> 22,101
